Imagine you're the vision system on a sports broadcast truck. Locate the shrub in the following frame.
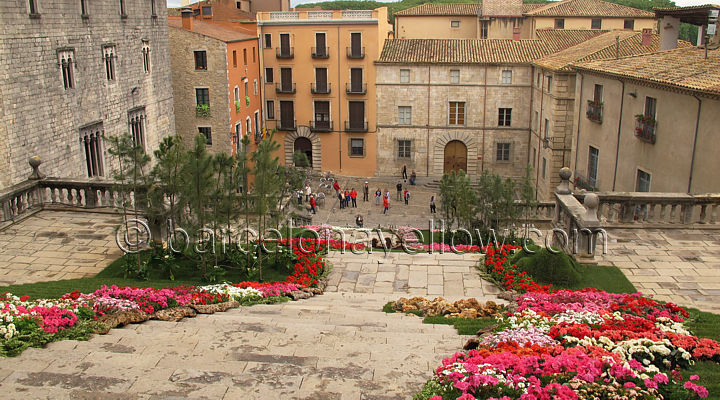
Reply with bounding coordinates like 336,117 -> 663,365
514,246 -> 582,287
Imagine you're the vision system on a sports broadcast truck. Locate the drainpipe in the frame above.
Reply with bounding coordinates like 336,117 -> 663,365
611,79 -> 626,191
535,69 -> 544,197
337,24 -> 342,172
481,65 -> 488,173
688,94 -> 702,193
426,64 -> 431,177
528,66 -> 535,174
573,72 -> 583,178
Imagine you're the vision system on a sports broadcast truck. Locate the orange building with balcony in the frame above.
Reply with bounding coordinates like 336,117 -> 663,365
257,8 -> 392,176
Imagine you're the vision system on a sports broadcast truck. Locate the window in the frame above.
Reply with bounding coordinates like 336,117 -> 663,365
103,45 -> 116,81
350,138 -> 365,157
279,101 -> 294,128
265,67 -> 273,83
264,33 -> 272,48
120,0 -> 126,16
624,19 -> 635,30
244,80 -> 249,97
451,20 -> 460,28
588,146 -> 599,186
450,69 -> 460,84
542,157 -> 547,179
480,21 -> 488,39
498,108 -> 512,126
554,18 -> 565,29
314,101 -> 330,130
400,69 -> 410,83
246,117 -> 252,138
253,47 -> 256,63
254,79 -> 258,95
398,140 -> 411,158
194,50 -> 207,70
279,33 -> 291,56
236,1 -> 242,9
496,143 -> 510,161
243,48 -> 247,65
142,41 -> 151,73
536,72 -> 541,87
544,118 -> 550,138
151,0 -> 156,17
349,32 -> 363,58
233,50 -> 237,68
235,122 -> 242,154
593,84 -> 603,103
254,111 -> 260,138
449,102 -> 465,125
535,111 -> 539,131
234,86 -> 240,103
29,0 -> 39,15
199,127 -> 212,145
58,49 -> 75,89
636,169 -> 651,192
129,108 -> 146,150
315,32 -> 327,57
501,70 -> 512,85
81,123 -> 105,177
591,18 -> 602,29
196,88 -> 209,106
546,75 -> 552,92
398,106 -> 412,125
266,100 -> 275,119
201,6 -> 212,16
644,96 -> 657,119
80,0 -> 88,16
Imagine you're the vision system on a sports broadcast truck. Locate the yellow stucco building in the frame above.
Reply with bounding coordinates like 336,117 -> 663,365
257,8 -> 392,176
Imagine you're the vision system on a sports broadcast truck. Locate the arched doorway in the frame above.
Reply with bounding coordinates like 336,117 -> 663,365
293,137 -> 313,167
443,140 -> 467,173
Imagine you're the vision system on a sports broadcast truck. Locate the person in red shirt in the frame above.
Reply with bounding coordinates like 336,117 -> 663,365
333,181 -> 340,196
344,190 -> 350,209
404,189 -> 410,205
350,188 -> 357,208
309,194 -> 316,214
383,196 -> 389,214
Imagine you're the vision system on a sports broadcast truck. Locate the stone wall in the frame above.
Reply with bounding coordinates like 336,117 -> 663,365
169,27 -> 231,154
376,63 -> 532,179
0,0 -> 175,190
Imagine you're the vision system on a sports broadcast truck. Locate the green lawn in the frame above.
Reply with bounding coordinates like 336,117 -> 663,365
383,302 -> 496,335
551,264 -> 637,294
684,308 -> 720,399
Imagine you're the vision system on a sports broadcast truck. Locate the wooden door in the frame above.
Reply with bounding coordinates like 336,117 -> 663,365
281,68 -> 292,91
348,101 -> 364,130
316,68 -> 327,92
443,140 -> 467,173
280,33 -> 290,56
315,33 -> 326,56
350,33 -> 361,56
280,101 -> 294,128
350,68 -> 362,92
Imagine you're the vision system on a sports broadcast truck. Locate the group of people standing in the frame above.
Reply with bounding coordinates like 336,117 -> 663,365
297,184 -> 317,214
334,180 -> 371,210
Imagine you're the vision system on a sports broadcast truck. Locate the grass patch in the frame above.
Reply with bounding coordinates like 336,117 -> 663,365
422,316 -> 496,336
554,264 -> 637,294
0,278 -> 201,300
382,301 -> 395,313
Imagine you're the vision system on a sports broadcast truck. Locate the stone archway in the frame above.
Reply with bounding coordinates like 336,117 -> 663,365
433,132 -> 478,176
284,126 -> 321,170
293,137 -> 313,168
443,140 -> 467,173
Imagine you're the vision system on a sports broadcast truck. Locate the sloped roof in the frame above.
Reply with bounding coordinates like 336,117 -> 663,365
377,38 -> 550,64
524,0 -> 655,18
573,47 -> 720,97
394,3 -> 545,16
534,28 -> 608,51
168,18 -> 257,42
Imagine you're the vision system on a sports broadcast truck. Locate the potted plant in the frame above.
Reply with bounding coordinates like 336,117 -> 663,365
634,114 -> 656,126
196,104 -> 211,118
245,96 -> 250,107
235,100 -> 241,113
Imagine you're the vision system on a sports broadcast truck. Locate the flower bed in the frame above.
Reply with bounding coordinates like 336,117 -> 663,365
417,244 -> 719,400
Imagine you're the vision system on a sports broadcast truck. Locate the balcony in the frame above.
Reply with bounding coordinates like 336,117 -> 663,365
346,82 -> 366,95
276,47 -> 294,59
311,47 -> 329,58
309,120 -> 333,132
586,100 -> 603,123
634,115 -> 656,144
278,119 -> 296,131
346,46 -> 365,59
344,121 -> 368,132
275,82 -> 296,94
311,82 -> 331,94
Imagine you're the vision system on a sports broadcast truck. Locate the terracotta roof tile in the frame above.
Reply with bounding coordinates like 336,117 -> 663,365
534,28 -> 609,51
377,38 -> 550,64
168,18 -> 256,42
573,47 -> 720,96
394,3 -> 546,16
524,0 -> 655,17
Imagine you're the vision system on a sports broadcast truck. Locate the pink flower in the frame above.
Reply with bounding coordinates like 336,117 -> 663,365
690,374 -> 699,381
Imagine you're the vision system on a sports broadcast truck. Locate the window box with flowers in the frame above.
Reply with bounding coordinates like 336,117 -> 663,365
196,104 -> 211,118
634,114 -> 656,144
235,100 -> 241,113
586,100 -> 603,123
246,96 -> 250,106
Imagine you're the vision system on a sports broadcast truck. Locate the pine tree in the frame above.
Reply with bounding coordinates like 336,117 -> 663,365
251,132 -> 282,281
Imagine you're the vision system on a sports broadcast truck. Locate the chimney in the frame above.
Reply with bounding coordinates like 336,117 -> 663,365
513,27 -> 521,41
641,28 -> 652,46
659,16 -> 680,50
181,7 -> 193,31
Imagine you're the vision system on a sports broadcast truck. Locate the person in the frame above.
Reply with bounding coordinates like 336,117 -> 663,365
396,181 -> 402,201
430,196 -> 436,214
385,190 -> 390,201
410,170 -> 416,186
375,189 -> 381,206
305,184 -> 311,202
383,195 -> 389,214
297,190 -> 303,205
333,180 -> 340,196
339,191 -> 345,209
355,214 -> 363,228
344,190 -> 350,209
309,194 -> 317,214
404,189 -> 410,205
363,182 -> 369,202
402,164 -> 408,180
350,188 -> 357,208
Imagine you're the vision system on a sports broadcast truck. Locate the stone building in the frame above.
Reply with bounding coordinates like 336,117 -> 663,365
169,10 -> 261,155
0,0 -> 175,190
394,0 -> 656,40
529,30 -> 692,200
257,8 -> 393,176
374,39 -> 549,179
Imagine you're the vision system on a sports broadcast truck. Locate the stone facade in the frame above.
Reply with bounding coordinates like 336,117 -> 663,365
0,0 -> 175,190
169,27 -> 231,153
375,64 -> 532,180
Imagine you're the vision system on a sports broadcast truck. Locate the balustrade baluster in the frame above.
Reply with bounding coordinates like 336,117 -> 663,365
700,205 -> 708,224
647,203 -> 656,221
